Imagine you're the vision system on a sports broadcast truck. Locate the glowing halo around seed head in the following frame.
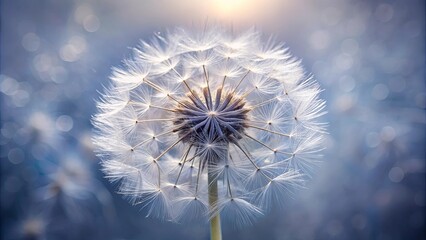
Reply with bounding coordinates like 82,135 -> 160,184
92,26 -> 327,226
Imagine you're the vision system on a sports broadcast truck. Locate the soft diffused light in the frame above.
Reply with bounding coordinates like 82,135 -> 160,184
212,0 -> 252,15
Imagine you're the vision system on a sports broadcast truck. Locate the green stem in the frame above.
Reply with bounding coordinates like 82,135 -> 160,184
208,169 -> 222,240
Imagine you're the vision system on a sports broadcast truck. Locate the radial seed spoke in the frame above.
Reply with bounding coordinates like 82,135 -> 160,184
133,130 -> 175,148
154,133 -> 189,161
194,157 -> 203,195
216,94 -> 233,112
222,98 -> 244,112
247,119 -> 268,124
221,75 -> 227,90
188,93 -> 208,111
185,154 -> 198,163
149,104 -> 177,112
174,145 -> 192,186
154,159 -> 161,187
203,87 -> 213,110
226,166 -> 234,198
232,142 -> 272,180
143,78 -> 164,92
232,70 -> 250,93
249,97 -> 278,109
244,133 -> 275,151
192,118 -> 209,131
244,133 -> 292,155
247,124 -> 290,137
214,88 -> 222,110
144,78 -> 189,108
241,87 -> 256,98
181,79 -> 207,109
220,57 -> 230,90
136,118 -> 176,123
216,116 -> 245,122
203,65 -> 213,108
170,66 -> 184,81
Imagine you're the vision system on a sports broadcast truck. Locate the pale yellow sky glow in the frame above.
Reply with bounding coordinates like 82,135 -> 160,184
208,0 -> 257,19
106,0 -> 292,31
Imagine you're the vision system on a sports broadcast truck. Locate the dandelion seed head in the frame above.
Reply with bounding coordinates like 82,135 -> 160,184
93,27 -> 327,225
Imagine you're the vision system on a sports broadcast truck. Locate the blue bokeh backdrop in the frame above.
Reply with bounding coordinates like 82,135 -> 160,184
1,0 -> 425,239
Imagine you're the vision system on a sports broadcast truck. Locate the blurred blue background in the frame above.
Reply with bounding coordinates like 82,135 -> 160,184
1,0 -> 424,239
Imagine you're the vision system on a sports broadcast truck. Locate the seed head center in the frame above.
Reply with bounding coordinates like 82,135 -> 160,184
173,88 -> 249,144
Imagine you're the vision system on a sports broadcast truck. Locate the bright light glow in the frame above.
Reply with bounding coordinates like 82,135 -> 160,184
112,0 -> 287,30
213,0 -> 251,14
209,0 -> 257,20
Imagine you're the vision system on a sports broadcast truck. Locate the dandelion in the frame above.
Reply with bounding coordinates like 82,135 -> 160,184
93,27 -> 326,239
35,153 -> 114,223
18,216 -> 47,239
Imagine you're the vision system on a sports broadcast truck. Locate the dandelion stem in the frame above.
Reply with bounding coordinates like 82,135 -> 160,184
208,166 -> 222,240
